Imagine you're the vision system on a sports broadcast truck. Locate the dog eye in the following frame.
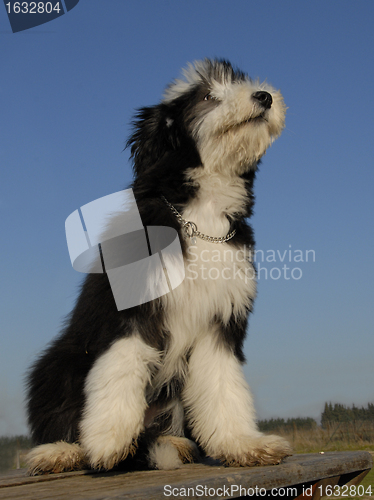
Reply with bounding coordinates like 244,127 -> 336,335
204,93 -> 217,101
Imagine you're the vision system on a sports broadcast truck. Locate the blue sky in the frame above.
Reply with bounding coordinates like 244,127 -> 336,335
1,0 -> 373,436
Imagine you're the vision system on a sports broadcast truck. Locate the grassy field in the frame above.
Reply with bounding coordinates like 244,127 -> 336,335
272,422 -> 374,499
275,421 -> 374,454
0,436 -> 31,472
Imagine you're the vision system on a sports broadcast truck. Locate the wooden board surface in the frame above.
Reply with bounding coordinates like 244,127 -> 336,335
0,451 -> 372,499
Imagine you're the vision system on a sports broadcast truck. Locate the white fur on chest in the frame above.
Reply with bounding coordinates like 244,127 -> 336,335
157,238 -> 255,388
168,237 -> 255,326
174,170 -> 255,328
157,173 -> 256,386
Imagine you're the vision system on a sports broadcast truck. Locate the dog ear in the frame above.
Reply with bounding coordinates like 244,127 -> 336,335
127,104 -> 184,176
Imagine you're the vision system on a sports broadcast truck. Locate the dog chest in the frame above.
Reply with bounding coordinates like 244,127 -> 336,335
165,241 -> 256,333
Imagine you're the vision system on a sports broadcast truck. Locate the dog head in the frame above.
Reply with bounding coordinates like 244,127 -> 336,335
128,59 -> 286,178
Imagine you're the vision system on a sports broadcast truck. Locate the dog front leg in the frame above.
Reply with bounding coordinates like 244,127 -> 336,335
79,335 -> 160,470
182,333 -> 291,466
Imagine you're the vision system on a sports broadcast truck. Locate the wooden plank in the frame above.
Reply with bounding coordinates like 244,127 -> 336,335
0,451 -> 372,500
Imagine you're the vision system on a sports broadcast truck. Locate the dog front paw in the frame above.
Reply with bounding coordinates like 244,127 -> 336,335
82,438 -> 138,470
219,434 -> 292,467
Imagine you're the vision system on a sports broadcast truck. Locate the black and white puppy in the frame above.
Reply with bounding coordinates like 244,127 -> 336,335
26,59 -> 291,474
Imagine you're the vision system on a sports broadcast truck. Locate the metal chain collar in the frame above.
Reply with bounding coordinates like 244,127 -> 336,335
161,196 -> 236,244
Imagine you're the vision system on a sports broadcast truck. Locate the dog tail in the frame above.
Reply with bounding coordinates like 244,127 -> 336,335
147,435 -> 200,469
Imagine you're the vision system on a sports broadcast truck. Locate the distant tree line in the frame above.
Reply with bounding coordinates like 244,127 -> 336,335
321,402 -> 374,428
258,402 -> 374,433
258,417 -> 317,432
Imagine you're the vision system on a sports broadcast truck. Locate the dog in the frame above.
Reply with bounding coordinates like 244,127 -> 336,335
26,58 -> 291,474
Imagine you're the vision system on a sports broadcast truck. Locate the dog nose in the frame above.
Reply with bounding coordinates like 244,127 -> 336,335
252,91 -> 273,109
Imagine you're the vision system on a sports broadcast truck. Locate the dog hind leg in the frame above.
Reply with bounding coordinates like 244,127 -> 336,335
26,442 -> 87,475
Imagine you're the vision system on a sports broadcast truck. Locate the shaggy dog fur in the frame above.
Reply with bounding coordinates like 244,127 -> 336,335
26,59 -> 292,474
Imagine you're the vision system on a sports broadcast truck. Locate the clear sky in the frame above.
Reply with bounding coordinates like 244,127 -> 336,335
1,0 -> 373,436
